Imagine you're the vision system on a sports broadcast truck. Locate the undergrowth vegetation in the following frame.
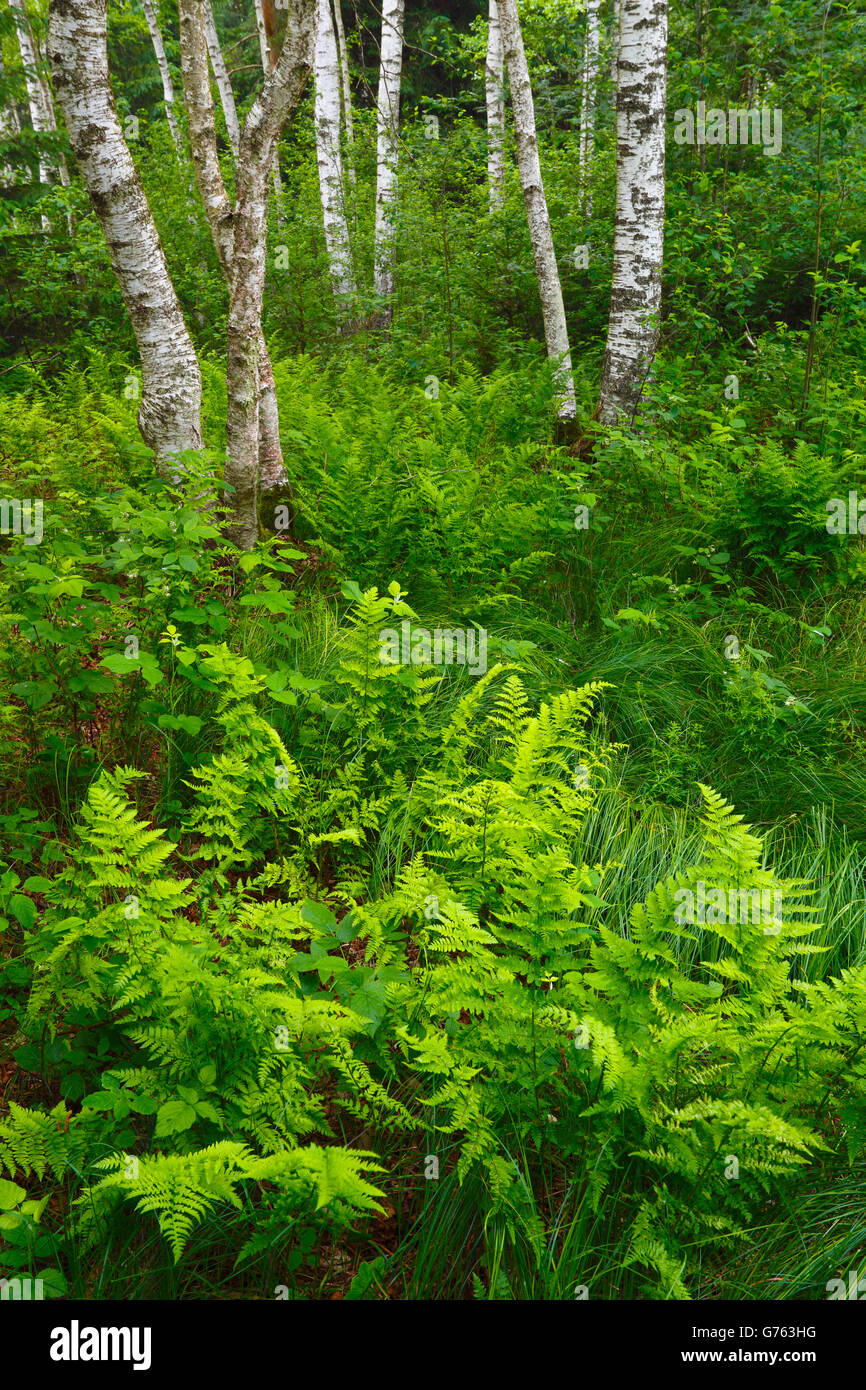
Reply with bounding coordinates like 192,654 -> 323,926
2,0 -> 866,1305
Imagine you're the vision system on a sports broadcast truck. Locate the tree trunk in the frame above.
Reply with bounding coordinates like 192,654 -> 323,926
597,0 -> 668,426
141,0 -> 182,155
486,0 -> 505,211
48,0 -> 202,470
331,0 -> 355,187
314,0 -> 355,307
202,0 -> 239,155
226,0 -> 314,549
7,0 -> 70,193
0,50 -> 23,188
578,0 -> 601,218
498,0 -> 576,421
178,0 -> 286,496
254,0 -> 284,198
372,0 -> 404,322
610,0 -> 620,91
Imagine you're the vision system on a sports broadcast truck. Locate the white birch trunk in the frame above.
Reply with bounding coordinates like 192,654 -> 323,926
331,0 -> 355,188
314,0 -> 355,305
226,0 -> 314,547
610,0 -> 620,91
372,0 -> 404,320
499,0 -> 576,421
7,0 -> 69,193
253,0 -> 284,198
486,0 -> 505,211
0,51 -> 23,188
48,0 -> 202,468
578,0 -> 601,217
202,0 -> 240,155
178,0 -> 286,494
141,0 -> 182,155
597,0 -> 668,425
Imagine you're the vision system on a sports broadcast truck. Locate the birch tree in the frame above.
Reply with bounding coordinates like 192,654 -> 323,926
578,0 -> 601,218
314,0 -> 355,307
372,0 -> 404,322
0,50 -> 23,188
254,0 -> 284,197
178,0 -> 285,500
47,0 -> 202,468
226,0 -> 314,547
597,0 -> 668,425
7,0 -> 69,192
203,0 -> 239,154
609,0 -> 620,91
331,0 -> 354,186
486,0 -> 505,211
498,0 -> 576,421
141,0 -> 182,154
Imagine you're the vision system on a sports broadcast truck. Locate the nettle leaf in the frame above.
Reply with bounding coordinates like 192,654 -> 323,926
155,1101 -> 198,1137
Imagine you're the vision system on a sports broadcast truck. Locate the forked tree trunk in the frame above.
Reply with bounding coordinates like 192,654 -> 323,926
486,0 -> 505,211
141,0 -> 182,154
578,0 -> 601,217
331,0 -> 355,186
48,0 -> 202,469
178,0 -> 285,493
314,0 -> 355,307
202,0 -> 239,154
226,0 -> 314,548
597,0 -> 668,425
372,0 -> 404,322
498,0 -> 576,421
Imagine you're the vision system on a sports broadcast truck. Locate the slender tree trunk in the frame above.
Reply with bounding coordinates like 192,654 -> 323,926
0,50 -> 23,188
610,0 -> 620,91
597,0 -> 668,425
202,0 -> 239,155
486,0 -> 505,211
254,0 -> 284,198
178,0 -> 285,495
48,0 -> 202,469
141,0 -> 182,154
226,0 -> 314,548
314,0 -> 355,307
579,0 -> 601,218
499,0 -> 576,421
331,0 -> 355,187
7,0 -> 70,193
373,0 -> 404,323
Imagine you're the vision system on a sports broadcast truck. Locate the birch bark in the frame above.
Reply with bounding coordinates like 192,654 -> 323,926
254,0 -> 284,198
610,0 -> 620,91
498,0 -> 576,421
331,0 -> 354,187
372,0 -> 404,321
578,0 -> 601,217
0,50 -> 23,187
597,0 -> 668,425
178,0 -> 285,493
48,0 -> 202,468
226,0 -> 314,547
202,0 -> 239,154
314,0 -> 355,306
7,0 -> 70,190
485,0 -> 505,211
141,0 -> 182,154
